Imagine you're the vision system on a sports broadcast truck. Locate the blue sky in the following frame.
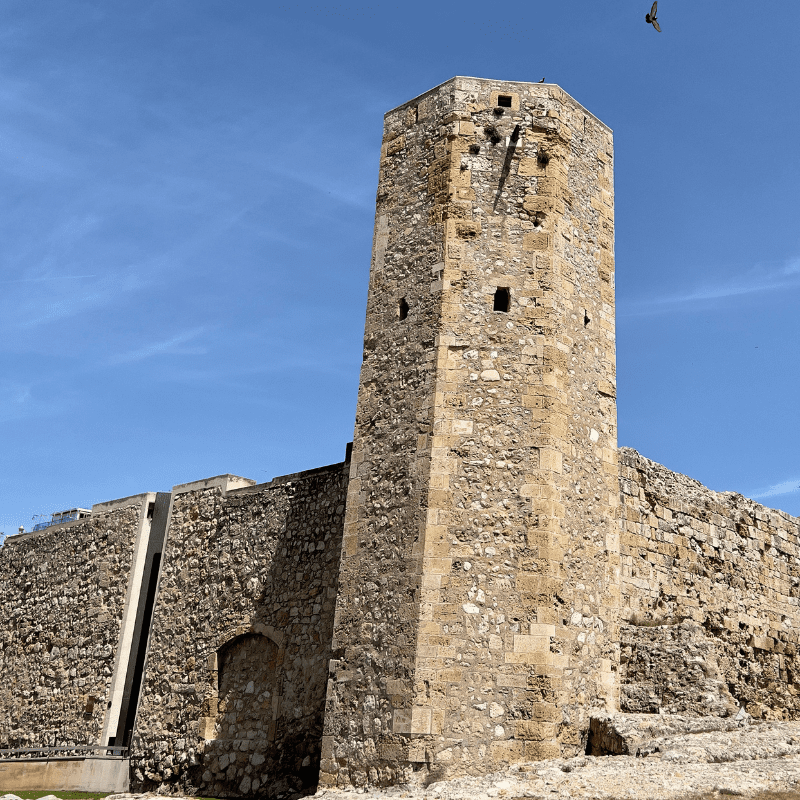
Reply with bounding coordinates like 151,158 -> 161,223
1,0 -> 798,542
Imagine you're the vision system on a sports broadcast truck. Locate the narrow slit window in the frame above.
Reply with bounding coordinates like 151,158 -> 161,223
399,298 -> 409,320
584,309 -> 591,327
497,95 -> 512,108
493,287 -> 511,312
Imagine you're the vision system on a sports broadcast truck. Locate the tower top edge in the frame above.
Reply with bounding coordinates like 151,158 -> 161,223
383,76 -> 612,133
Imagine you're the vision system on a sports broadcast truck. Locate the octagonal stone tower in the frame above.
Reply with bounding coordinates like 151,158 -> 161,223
322,77 -> 619,787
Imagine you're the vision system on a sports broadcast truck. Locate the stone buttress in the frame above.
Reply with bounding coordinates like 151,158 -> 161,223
321,77 -> 620,786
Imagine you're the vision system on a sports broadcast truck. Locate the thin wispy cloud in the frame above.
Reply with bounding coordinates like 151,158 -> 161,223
106,326 -> 210,366
0,275 -> 96,283
751,477 -> 800,501
625,257 -> 800,314
0,379 -> 70,424
18,271 -> 149,328
4,381 -> 32,407
163,352 -> 360,388
2,196 -> 264,337
261,159 -> 375,211
0,121 -> 80,181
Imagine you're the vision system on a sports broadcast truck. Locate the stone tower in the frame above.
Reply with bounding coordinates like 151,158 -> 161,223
321,77 -> 619,787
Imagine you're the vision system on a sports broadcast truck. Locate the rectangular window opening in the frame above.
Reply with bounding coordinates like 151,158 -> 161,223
493,287 -> 511,312
497,95 -> 512,108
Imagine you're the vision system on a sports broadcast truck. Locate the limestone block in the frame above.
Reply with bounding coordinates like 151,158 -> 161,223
516,720 -> 558,740
524,741 -> 562,759
597,380 -> 616,397
519,158 -> 546,177
387,135 -> 406,155
523,232 -> 551,251
489,740 -> 525,762
392,709 -> 412,734
410,706 -> 432,735
489,89 -> 520,110
496,673 -> 527,688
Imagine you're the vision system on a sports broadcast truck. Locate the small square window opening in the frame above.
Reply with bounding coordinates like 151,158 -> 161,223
493,287 -> 511,312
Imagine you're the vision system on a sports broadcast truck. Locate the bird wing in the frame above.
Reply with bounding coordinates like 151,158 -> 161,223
651,1 -> 657,16
652,19 -> 661,31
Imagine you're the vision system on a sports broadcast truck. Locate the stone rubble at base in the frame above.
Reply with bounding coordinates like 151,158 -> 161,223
8,720 -> 800,799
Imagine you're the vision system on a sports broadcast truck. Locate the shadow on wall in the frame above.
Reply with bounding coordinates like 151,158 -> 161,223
129,464 -> 348,799
202,633 -> 281,795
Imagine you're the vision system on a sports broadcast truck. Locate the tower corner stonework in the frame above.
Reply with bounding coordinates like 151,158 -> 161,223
321,76 -> 620,787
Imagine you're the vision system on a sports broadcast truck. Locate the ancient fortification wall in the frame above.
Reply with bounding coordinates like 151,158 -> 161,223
130,463 -> 348,799
618,447 -> 800,720
0,495 -> 150,749
323,75 -> 619,788
2,76 -> 799,799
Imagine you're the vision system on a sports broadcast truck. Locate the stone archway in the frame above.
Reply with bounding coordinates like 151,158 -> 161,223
204,632 -> 281,795
217,632 -> 279,741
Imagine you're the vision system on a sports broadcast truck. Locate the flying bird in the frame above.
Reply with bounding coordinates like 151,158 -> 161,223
646,1 -> 661,31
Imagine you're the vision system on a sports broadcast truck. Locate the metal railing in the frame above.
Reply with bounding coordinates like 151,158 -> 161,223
0,745 -> 128,759
31,511 -> 88,532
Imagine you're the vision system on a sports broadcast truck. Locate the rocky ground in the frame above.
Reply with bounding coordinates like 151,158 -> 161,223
310,718 -> 800,800
5,718 -> 800,800
319,717 -> 800,800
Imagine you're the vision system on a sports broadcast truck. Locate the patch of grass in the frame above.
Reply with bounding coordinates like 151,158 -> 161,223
0,792 -> 110,799
0,794 -> 225,800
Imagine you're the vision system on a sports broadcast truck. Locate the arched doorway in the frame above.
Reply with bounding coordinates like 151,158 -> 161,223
206,632 -> 280,795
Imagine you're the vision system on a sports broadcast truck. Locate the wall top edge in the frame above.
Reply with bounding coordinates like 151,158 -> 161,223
3,525 -> 77,544
92,492 -> 155,514
2,493 -> 154,545
172,474 -> 257,496
230,460 -> 349,496
619,446 -> 800,524
4,516 -> 91,544
384,75 -> 612,133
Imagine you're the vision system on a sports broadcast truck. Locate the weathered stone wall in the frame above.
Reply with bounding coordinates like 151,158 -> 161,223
620,620 -> 738,717
323,76 -> 619,788
0,497 -> 148,749
130,463 -> 348,799
321,79 -> 456,791
8,76 -> 800,800
619,447 -> 800,720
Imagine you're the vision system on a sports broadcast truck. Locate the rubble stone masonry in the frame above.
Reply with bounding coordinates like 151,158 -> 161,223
0,496 -> 150,749
618,448 -> 800,720
129,463 -> 348,799
322,76 -> 620,787
2,77 -> 800,799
